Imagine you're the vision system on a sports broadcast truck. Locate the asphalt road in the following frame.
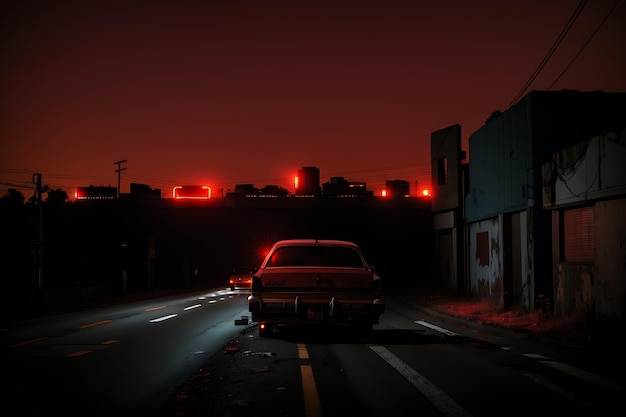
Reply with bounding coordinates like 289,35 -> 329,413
3,286 -> 624,417
1,287 -> 250,417
152,291 -> 626,416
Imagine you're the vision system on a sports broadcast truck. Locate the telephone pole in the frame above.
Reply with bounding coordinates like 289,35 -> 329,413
114,159 -> 127,198
32,173 -> 45,301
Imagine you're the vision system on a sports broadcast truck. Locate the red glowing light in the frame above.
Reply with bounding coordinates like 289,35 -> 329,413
75,186 -> 117,200
173,185 -> 211,199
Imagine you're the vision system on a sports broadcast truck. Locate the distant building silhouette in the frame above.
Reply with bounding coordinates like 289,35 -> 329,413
295,166 -> 321,196
129,183 -> 161,198
260,185 -> 289,197
234,184 -> 259,196
384,180 -> 410,198
76,185 -> 117,200
322,176 -> 373,197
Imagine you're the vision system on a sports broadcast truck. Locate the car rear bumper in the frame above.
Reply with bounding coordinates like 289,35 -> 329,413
248,294 -> 384,325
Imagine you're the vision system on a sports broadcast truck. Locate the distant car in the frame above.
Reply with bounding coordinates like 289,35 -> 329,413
248,239 -> 385,336
229,266 -> 254,290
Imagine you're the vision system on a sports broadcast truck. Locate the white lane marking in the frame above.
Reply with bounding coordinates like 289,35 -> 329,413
523,353 -> 549,359
184,304 -> 202,311
149,314 -> 178,323
369,345 -> 472,417
520,371 -> 593,407
415,320 -> 459,337
522,353 -> 625,393
208,300 -> 217,304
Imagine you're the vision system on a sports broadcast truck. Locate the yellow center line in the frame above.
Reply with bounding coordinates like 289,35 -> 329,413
66,350 -> 92,358
78,320 -> 111,329
297,343 -> 322,417
297,343 -> 309,359
11,336 -> 48,348
300,365 -> 322,417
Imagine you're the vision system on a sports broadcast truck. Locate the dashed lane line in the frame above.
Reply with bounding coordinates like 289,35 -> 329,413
414,320 -> 459,337
298,343 -> 322,417
369,344 -> 472,417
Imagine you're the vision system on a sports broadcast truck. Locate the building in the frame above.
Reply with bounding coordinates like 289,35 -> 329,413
432,90 -> 626,322
322,177 -> 373,197
295,166 -> 321,196
542,125 -> 626,322
430,124 -> 466,292
129,183 -> 161,199
75,185 -> 117,200
384,180 -> 410,198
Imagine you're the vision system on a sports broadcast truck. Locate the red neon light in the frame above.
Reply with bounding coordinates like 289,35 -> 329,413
173,185 -> 211,199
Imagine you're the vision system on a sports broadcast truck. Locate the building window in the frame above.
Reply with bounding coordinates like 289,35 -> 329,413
563,206 -> 595,262
476,231 -> 489,266
438,157 -> 448,185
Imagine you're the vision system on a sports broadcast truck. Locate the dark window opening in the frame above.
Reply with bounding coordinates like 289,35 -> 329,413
476,231 -> 489,266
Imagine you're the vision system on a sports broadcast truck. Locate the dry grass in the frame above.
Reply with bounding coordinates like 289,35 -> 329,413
409,286 -> 595,341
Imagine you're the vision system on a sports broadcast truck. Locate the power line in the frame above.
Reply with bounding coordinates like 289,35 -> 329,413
506,0 -> 588,109
0,180 -> 36,189
548,0 -> 621,90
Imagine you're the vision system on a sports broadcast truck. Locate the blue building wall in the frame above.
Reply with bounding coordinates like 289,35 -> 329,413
463,90 -> 626,307
466,90 -> 626,223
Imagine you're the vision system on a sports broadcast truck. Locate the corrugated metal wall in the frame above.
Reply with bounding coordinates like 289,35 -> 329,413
465,100 -> 531,222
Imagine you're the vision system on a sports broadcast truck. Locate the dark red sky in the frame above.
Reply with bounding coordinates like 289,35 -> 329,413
2,1 -> 625,199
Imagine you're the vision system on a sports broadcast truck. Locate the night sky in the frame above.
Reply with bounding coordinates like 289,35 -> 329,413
2,0 -> 625,199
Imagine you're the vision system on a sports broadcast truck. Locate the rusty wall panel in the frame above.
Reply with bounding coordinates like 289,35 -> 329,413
555,263 -> 594,319
468,218 -> 503,307
594,199 -> 626,321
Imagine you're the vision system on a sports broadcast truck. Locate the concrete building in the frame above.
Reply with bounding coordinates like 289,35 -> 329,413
542,125 -> 626,323
432,90 -> 626,323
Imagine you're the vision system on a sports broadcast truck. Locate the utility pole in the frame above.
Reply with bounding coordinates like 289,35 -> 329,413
114,159 -> 127,198
32,173 -> 45,302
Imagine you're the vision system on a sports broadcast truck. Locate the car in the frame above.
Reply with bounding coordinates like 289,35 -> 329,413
229,266 -> 254,290
247,239 -> 385,336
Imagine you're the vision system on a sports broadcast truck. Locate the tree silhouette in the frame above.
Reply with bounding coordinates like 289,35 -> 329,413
1,188 -> 26,205
46,188 -> 69,205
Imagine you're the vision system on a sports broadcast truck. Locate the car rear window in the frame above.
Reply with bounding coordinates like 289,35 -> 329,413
267,246 -> 365,268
